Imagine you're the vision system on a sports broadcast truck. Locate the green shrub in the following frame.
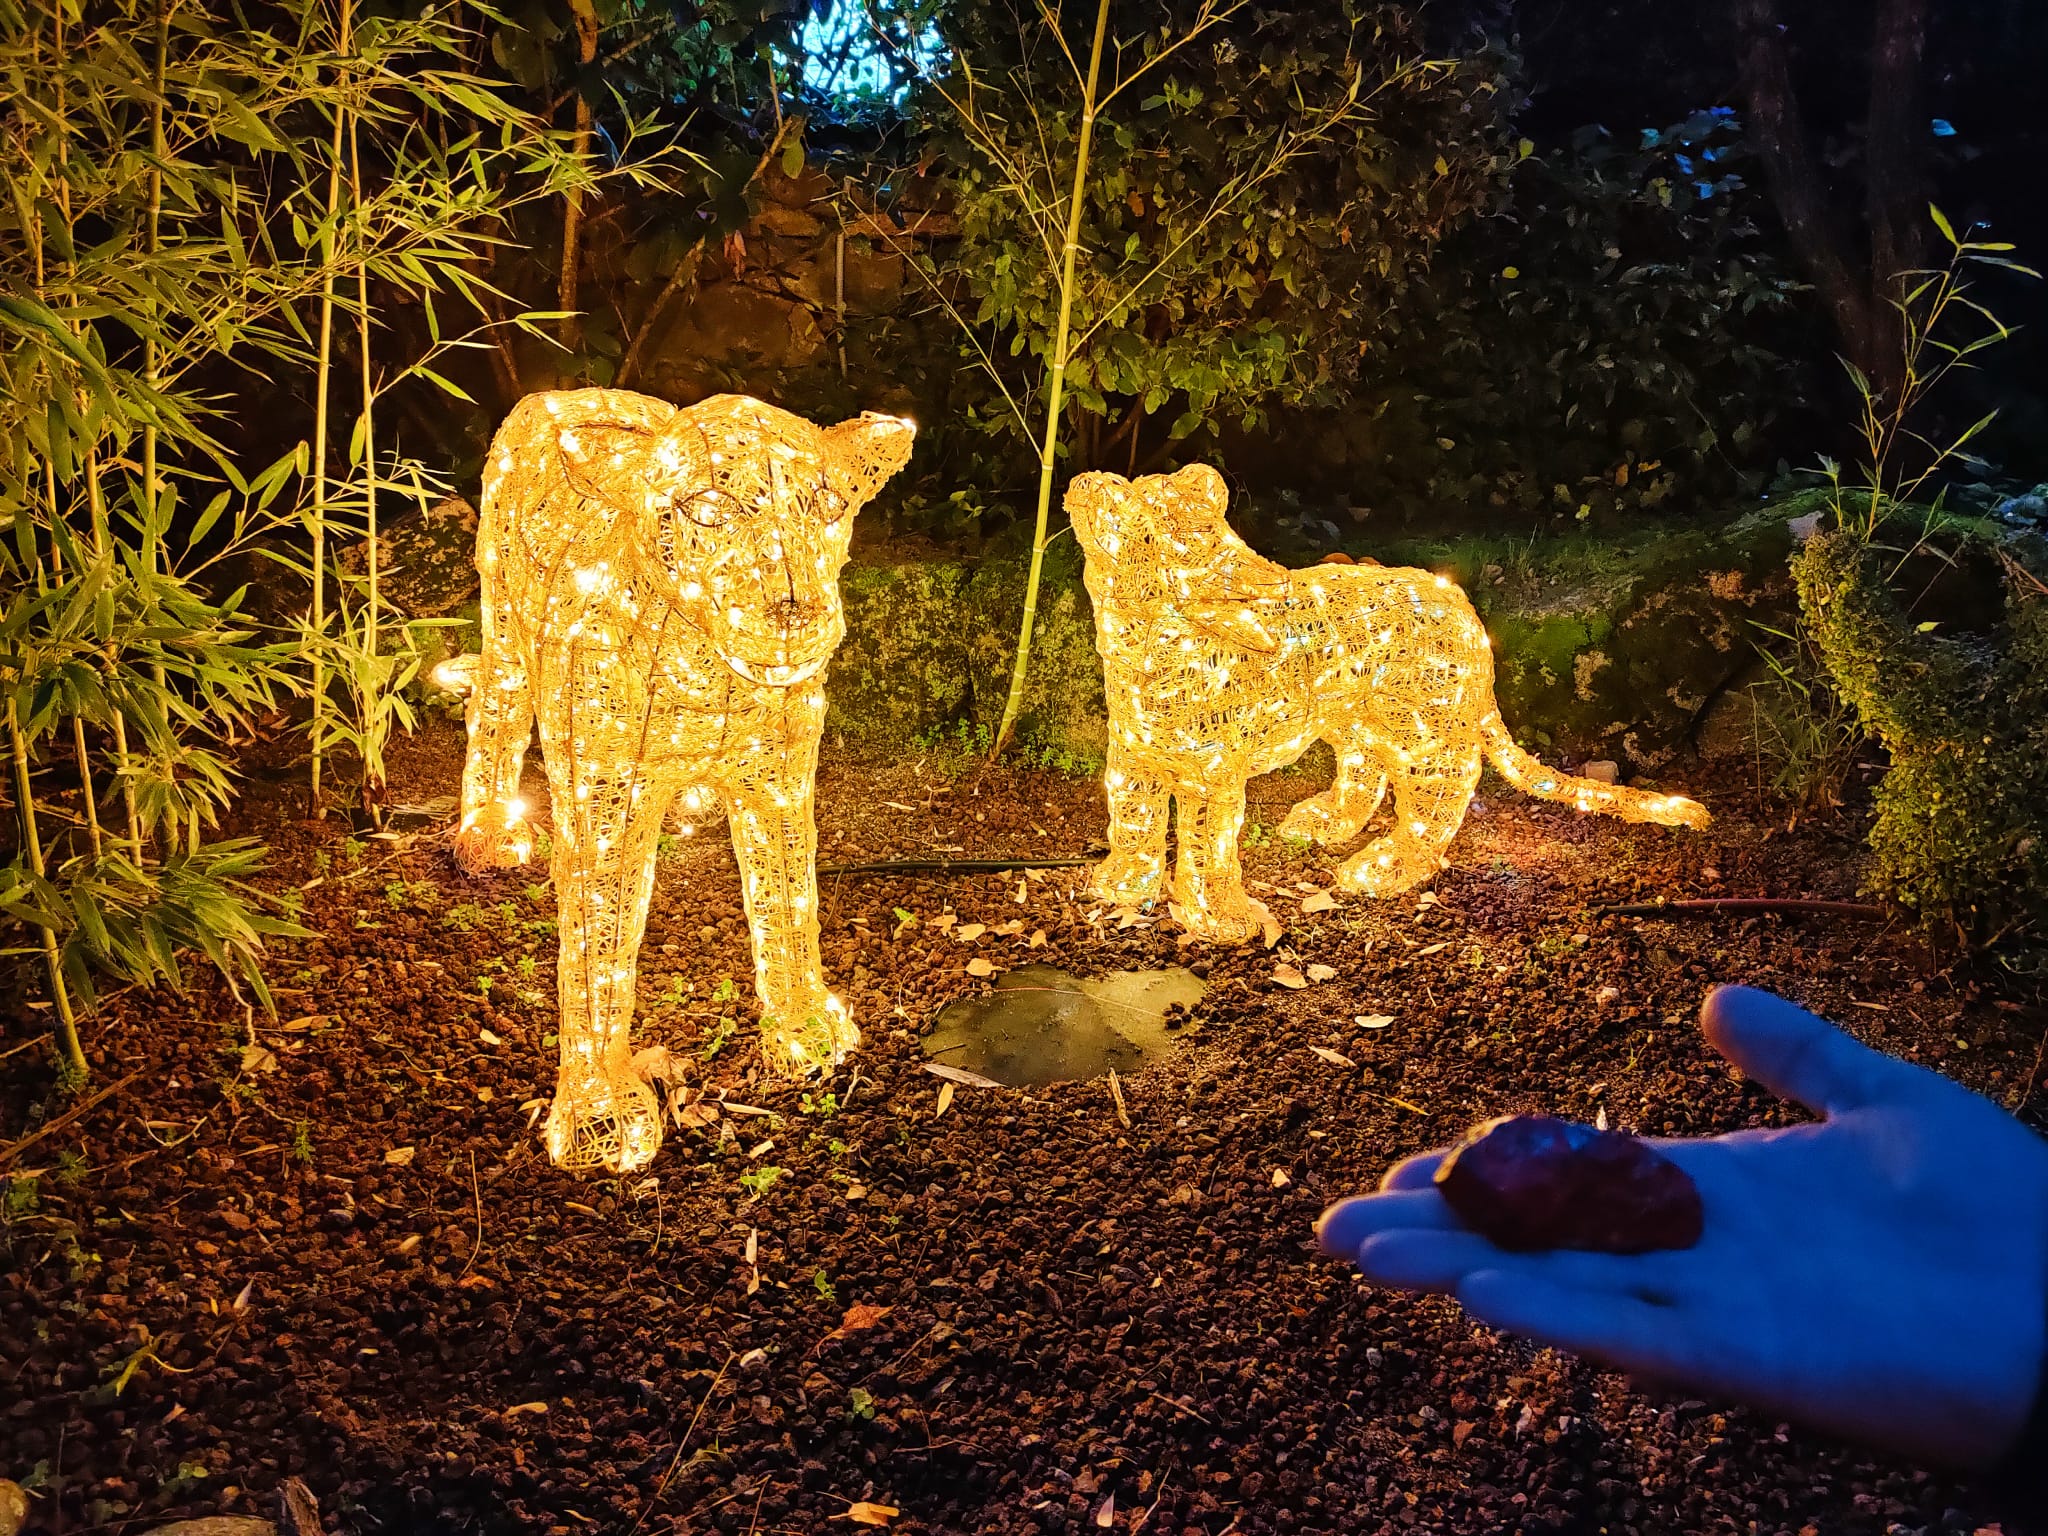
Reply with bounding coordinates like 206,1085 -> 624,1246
1795,528 -> 2048,952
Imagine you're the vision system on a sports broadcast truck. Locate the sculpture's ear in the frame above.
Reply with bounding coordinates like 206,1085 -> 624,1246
1065,471 -> 1132,553
825,412 -> 917,505
1152,463 -> 1285,651
553,418 -> 667,511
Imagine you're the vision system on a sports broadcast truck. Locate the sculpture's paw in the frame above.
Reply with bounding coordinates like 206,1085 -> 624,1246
1334,842 -> 1442,900
452,802 -> 534,875
1087,854 -> 1165,909
1276,794 -> 1366,848
1168,882 -> 1266,945
763,993 -> 859,1076
545,1074 -> 663,1173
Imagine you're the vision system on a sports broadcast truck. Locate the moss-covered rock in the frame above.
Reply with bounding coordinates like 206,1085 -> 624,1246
1382,499 -> 1811,766
961,538 -> 1107,755
826,560 -> 974,744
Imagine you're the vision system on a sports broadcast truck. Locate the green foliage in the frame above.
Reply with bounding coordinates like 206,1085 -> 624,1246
1796,529 -> 2047,950
738,1165 -> 784,1198
923,0 -> 1512,472
1352,109 -> 1809,525
1745,622 -> 1864,818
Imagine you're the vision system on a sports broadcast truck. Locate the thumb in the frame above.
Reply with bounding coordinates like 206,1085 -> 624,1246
1700,984 -> 1912,1116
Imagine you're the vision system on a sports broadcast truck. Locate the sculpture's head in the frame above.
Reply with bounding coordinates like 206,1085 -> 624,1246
558,394 -> 915,686
1066,463 -> 1291,652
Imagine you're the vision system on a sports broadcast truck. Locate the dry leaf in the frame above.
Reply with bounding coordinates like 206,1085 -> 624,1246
1417,891 -> 1439,908
1310,1045 -> 1357,1069
955,923 -> 987,942
280,1014 -> 327,1031
965,957 -> 996,978
384,1146 -> 416,1166
1028,929 -> 1048,948
930,913 -> 957,931
884,801 -> 916,812
1253,899 -> 1283,947
1306,962 -> 1338,983
504,1401 -> 548,1418
479,1027 -> 502,1046
476,1086 -> 494,1102
1356,1014 -> 1396,1030
935,1081 -> 955,1118
839,1504 -> 899,1527
1014,878 -> 1028,903
1094,1493 -> 1116,1528
396,1234 -> 422,1255
1418,941 -> 1450,956
678,1101 -> 719,1129
923,1062 -> 1004,1088
829,1303 -> 894,1339
748,1139 -> 775,1158
994,919 -> 1025,936
566,1200 -> 600,1217
1272,963 -> 1308,989
1270,1168 -> 1292,1189
239,1044 -> 278,1075
1300,890 -> 1337,914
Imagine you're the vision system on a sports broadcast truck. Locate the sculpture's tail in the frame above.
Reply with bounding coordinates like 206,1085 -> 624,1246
1480,710 -> 1710,830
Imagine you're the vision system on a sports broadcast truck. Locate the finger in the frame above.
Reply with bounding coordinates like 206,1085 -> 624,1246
1361,1231 -> 1690,1299
1700,984 -> 1910,1116
1456,1269 -> 1692,1379
1380,1150 -> 1448,1191
1315,1190 -> 1461,1258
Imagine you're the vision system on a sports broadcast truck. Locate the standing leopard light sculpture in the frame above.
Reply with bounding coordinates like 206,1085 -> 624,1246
443,389 -> 914,1172
1067,464 -> 1709,943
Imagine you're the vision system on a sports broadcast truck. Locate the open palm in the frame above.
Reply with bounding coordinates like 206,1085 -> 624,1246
1317,985 -> 2048,1468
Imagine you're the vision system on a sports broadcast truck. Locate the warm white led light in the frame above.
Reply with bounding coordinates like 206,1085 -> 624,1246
450,388 -> 914,1172
1067,464 -> 1708,942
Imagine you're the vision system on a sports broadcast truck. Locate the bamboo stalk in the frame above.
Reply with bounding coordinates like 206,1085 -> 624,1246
557,0 -> 600,352
141,0 -> 169,581
991,0 -> 1111,758
308,0 -> 354,815
349,106 -> 381,816
10,696 -> 85,1078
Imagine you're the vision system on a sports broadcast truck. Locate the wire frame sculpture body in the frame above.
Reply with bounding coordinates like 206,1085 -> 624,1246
450,389 -> 914,1172
1066,464 -> 1709,943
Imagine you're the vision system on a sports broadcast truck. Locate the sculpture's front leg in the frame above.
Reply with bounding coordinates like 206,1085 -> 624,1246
1089,739 -> 1171,906
721,688 -> 850,1073
1170,778 -> 1263,943
543,759 -> 668,1173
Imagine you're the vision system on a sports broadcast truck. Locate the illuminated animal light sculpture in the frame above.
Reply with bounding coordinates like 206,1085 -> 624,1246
448,389 -> 915,1172
1067,464 -> 1709,943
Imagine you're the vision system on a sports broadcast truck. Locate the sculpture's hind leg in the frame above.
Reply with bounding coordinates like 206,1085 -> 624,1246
453,566 -> 537,872
1169,780 -> 1263,943
1278,742 -> 1389,846
1333,742 -> 1482,898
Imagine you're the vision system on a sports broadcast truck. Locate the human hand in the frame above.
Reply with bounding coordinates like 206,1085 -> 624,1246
1316,985 -> 2048,1468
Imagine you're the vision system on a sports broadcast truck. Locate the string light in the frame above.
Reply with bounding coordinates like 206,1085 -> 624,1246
447,389 -> 914,1172
1067,464 -> 1709,942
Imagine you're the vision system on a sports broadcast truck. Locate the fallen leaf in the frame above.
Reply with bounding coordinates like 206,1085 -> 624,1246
280,1014 -> 328,1032
1253,899 -> 1283,947
744,1229 -> 758,1264
955,923 -> 987,942
239,1044 -> 278,1075
1028,929 -> 1048,948
479,1027 -> 502,1046
935,1081 -> 955,1118
829,1303 -> 895,1339
1014,878 -> 1028,903
1356,1014 -> 1396,1030
1272,963 -> 1308,989
923,1062 -> 1004,1088
1310,1045 -> 1356,1069
476,1086 -> 494,1102
1300,890 -> 1337,914
1094,1492 -> 1117,1528
965,957 -> 996,977
1270,1168 -> 1292,1188
930,913 -> 958,931
994,919 -> 1025,936
678,1101 -> 719,1129
1418,941 -> 1450,956
747,1139 -> 774,1158
839,1504 -> 899,1527
396,1234 -> 422,1255
1306,962 -> 1338,983
884,801 -> 916,812
1417,891 -> 1439,908
504,1401 -> 548,1417
565,1200 -> 600,1217
384,1146 -> 416,1166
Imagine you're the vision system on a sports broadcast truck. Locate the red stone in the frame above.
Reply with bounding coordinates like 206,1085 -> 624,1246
1434,1114 -> 1704,1254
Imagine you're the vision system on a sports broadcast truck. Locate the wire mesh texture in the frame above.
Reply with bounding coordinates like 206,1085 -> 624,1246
1066,463 -> 1709,943
447,389 -> 914,1172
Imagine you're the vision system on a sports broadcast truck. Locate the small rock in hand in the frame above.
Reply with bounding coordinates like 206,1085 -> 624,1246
1435,1113 -> 1703,1254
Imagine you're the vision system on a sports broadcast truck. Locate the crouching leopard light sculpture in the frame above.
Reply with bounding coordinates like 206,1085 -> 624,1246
445,389 -> 914,1172
1067,464 -> 1708,943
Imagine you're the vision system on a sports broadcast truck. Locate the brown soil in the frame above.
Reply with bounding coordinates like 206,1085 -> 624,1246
3,725 -> 2042,1536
